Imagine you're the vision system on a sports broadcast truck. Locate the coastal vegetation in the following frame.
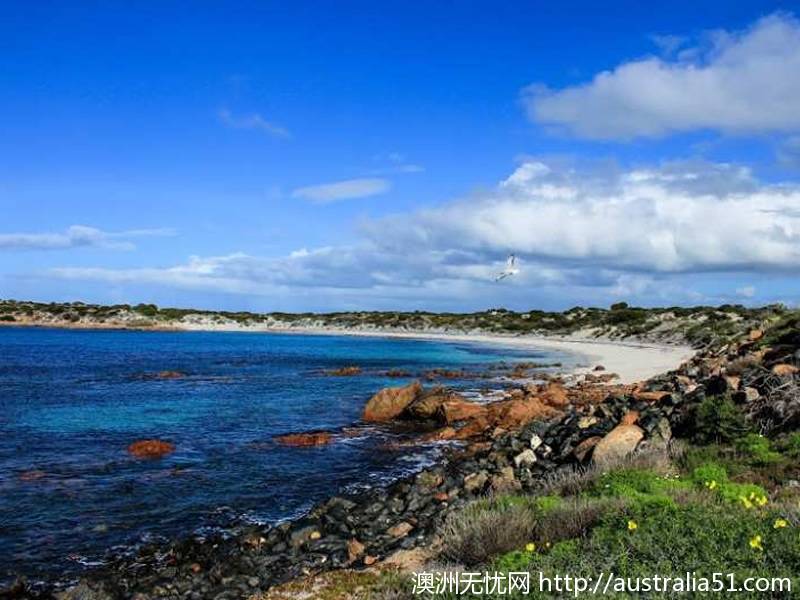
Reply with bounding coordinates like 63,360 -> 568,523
0,298 -> 788,348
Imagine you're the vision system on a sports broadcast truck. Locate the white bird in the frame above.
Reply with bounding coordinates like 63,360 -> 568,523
494,254 -> 520,281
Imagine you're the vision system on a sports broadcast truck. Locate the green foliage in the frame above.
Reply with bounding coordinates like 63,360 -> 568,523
133,303 -> 159,317
692,394 -> 748,444
776,432 -> 800,459
587,468 -> 690,510
0,315 -> 15,322
482,500 -> 799,599
736,434 -> 783,465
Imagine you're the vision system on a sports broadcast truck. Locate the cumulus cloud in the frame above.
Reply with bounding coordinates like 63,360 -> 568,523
291,178 -> 391,203
372,160 -> 800,273
44,160 -> 800,308
0,225 -> 173,251
525,13 -> 800,139
218,108 -> 290,139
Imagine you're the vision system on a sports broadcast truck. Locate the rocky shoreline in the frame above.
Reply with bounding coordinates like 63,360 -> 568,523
6,317 -> 800,600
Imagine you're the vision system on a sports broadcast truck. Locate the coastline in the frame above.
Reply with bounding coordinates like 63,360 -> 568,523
0,319 -> 694,384
240,327 -> 694,385
2,318 -> 769,598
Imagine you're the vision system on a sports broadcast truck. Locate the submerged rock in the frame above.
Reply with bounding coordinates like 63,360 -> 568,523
274,431 -> 333,447
127,439 -> 175,459
326,366 -> 362,376
154,370 -> 187,379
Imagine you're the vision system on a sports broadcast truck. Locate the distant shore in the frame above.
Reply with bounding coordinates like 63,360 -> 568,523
1,317 -> 694,383
228,326 -> 694,384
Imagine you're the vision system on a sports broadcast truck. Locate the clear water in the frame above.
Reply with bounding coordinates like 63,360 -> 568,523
0,327 -> 570,581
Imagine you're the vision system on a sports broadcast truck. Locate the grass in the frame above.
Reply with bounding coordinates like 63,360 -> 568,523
354,435 -> 800,599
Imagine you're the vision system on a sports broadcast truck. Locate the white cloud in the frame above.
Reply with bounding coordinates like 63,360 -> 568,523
736,285 -> 757,298
366,153 -> 425,175
374,160 -> 800,273
291,178 -> 391,203
44,160 -> 800,309
218,108 -> 290,139
525,13 -> 800,139
0,225 -> 173,251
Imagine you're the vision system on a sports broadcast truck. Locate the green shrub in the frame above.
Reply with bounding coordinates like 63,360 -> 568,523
693,394 -> 748,444
588,468 -> 690,511
777,432 -> 800,459
737,433 -> 783,465
488,502 -> 800,599
440,499 -> 537,566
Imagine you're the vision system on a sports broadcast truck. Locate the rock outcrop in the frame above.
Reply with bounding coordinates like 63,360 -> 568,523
362,381 -> 422,422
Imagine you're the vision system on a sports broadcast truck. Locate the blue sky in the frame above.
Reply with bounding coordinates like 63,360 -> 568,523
2,1 -> 800,312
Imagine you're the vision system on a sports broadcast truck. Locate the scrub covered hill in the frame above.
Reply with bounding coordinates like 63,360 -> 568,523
0,299 -> 787,349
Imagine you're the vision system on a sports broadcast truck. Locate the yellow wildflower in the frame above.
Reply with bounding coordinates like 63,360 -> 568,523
740,496 -> 753,509
774,518 -> 788,529
756,495 -> 768,507
627,520 -> 638,531
705,480 -> 717,490
749,535 -> 763,551
525,543 -> 536,553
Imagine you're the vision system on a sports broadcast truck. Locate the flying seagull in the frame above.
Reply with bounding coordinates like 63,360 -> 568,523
495,254 -> 519,281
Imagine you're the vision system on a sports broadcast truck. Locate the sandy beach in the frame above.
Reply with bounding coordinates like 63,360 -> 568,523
176,322 -> 695,384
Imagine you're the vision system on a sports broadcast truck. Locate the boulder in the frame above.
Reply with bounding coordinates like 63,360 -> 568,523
463,471 -> 488,493
387,521 -> 413,538
405,388 -> 451,420
592,425 -> 644,467
772,364 -> 799,377
452,416 -> 492,440
749,329 -> 764,341
347,539 -> 365,564
744,387 -> 760,402
127,439 -> 175,459
620,410 -> 639,426
362,381 -> 422,422
540,383 -> 569,408
415,470 -> 444,489
491,466 -> 520,493
439,398 -> 487,423
513,449 -> 537,468
422,426 -> 457,441
489,397 -> 557,430
724,375 -> 741,391
274,431 -> 332,447
573,436 -> 602,462
290,526 -> 320,548
633,390 -> 671,402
